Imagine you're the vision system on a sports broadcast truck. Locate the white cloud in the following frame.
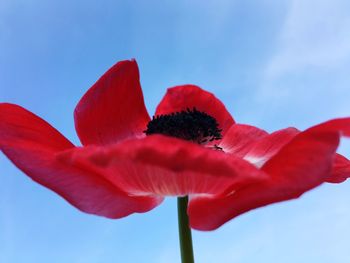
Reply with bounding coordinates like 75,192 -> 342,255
249,0 -> 350,126
265,0 -> 350,79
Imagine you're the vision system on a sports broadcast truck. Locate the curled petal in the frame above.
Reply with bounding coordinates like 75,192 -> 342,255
219,124 -> 268,156
58,135 -> 267,197
314,118 -> 350,183
0,103 -> 162,218
74,60 -> 151,145
327,154 -> 350,183
155,85 -> 235,136
189,118 -> 350,230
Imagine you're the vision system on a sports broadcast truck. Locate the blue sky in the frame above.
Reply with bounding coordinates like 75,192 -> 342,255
1,0 -> 350,262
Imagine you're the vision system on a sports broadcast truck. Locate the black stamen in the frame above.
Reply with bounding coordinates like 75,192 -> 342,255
144,108 -> 222,144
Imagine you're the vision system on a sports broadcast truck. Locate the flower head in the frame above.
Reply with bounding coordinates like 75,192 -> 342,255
1,59 -> 349,230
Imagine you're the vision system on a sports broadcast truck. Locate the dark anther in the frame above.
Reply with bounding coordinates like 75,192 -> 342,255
144,108 -> 222,144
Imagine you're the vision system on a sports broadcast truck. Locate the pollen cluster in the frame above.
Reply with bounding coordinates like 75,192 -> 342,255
144,108 -> 222,144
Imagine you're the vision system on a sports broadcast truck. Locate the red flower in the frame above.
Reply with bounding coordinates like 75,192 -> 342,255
1,59 -> 350,231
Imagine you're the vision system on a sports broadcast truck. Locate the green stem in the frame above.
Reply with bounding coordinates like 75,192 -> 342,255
177,196 -> 195,263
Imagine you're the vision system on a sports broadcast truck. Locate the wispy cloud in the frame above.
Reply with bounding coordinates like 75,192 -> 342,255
248,0 -> 350,127
265,0 -> 350,80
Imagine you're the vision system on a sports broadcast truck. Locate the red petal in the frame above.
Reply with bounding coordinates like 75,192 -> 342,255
155,85 -> 235,136
327,154 -> 350,183
74,60 -> 150,145
0,103 -> 162,218
219,124 -> 268,156
243,127 -> 299,167
0,103 -> 74,150
314,118 -> 350,183
222,123 -> 349,182
310,118 -> 350,136
189,118 -> 350,230
58,135 -> 266,197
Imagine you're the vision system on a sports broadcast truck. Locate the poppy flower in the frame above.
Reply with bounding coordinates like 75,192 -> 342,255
1,59 -> 349,231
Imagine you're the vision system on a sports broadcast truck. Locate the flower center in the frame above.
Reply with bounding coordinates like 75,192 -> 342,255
144,108 -> 222,144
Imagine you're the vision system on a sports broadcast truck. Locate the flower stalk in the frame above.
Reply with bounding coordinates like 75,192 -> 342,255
177,196 -> 195,263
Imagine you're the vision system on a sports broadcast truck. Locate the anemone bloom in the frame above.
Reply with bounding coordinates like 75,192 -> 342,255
1,59 -> 350,235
